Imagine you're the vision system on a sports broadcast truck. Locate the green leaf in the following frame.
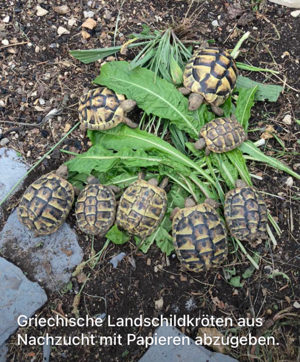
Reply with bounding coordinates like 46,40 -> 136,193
242,266 -> 256,279
106,225 -> 129,245
235,86 -> 258,131
65,145 -> 162,175
70,42 -> 149,64
226,149 -> 252,185
89,125 -> 216,187
210,153 -> 238,189
229,276 -> 244,288
93,61 -> 200,138
240,141 -> 300,181
236,76 -> 283,102
236,62 -> 279,74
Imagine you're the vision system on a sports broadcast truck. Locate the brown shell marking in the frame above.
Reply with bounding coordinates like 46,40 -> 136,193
78,87 -> 125,131
224,186 -> 268,241
172,204 -> 228,272
116,180 -> 168,239
18,173 -> 74,236
183,47 -> 238,106
201,117 -> 246,153
75,184 -> 116,236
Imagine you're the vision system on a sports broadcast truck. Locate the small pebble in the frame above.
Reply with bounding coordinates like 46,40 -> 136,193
0,138 -> 9,146
57,26 -> 70,36
291,10 -> 300,17
285,177 -> 293,187
3,15 -> 10,23
103,10 -> 112,20
84,10 -> 95,18
282,114 -> 292,125
68,18 -> 77,27
2,39 -> 9,46
39,98 -> 45,105
36,5 -> 48,17
212,20 -> 219,27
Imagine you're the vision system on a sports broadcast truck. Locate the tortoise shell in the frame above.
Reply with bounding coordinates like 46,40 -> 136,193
183,47 -> 238,106
172,203 -> 228,272
78,87 -> 125,131
116,179 -> 167,239
224,185 -> 268,241
201,117 -> 246,153
75,184 -> 116,236
18,173 -> 74,236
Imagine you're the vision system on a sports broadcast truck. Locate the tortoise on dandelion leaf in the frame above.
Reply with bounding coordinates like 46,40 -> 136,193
75,176 -> 118,236
172,198 -> 228,272
116,172 -> 168,239
179,47 -> 238,116
194,117 -> 247,155
78,87 -> 137,131
18,165 -> 74,236
224,180 -> 268,242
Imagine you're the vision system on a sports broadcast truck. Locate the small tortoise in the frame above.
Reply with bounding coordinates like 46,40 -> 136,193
18,165 -> 74,236
116,172 -> 168,239
75,176 -> 117,236
78,87 -> 137,131
194,117 -> 247,155
224,180 -> 268,241
172,198 -> 228,272
179,47 -> 238,115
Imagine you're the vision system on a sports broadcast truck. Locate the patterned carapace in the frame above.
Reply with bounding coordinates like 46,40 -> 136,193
172,203 -> 228,272
225,186 -> 268,241
183,47 -> 238,106
78,87 -> 125,131
116,180 -> 168,239
18,173 -> 74,236
75,184 -> 116,236
200,117 -> 247,153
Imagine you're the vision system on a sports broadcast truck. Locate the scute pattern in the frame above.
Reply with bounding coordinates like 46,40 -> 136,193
78,87 -> 125,131
183,47 -> 238,106
201,117 -> 246,153
116,180 -> 167,239
225,186 -> 268,241
75,184 -> 116,236
172,204 -> 228,272
18,173 -> 74,236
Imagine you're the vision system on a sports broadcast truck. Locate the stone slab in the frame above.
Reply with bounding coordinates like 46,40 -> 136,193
0,210 -> 83,290
0,257 -> 48,346
0,148 -> 29,204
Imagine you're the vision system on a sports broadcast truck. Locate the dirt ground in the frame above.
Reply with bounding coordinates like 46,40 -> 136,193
0,0 -> 300,361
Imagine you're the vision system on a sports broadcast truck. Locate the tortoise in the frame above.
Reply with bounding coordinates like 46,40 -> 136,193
194,117 -> 247,155
179,47 -> 238,116
18,165 -> 74,236
78,87 -> 137,131
116,172 -> 168,239
172,198 -> 228,272
75,176 -> 117,236
224,180 -> 268,241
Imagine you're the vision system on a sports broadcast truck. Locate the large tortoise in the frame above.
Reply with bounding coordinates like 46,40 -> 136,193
78,87 -> 137,131
18,165 -> 74,236
116,172 -> 168,239
75,176 -> 117,236
224,180 -> 268,241
172,198 -> 228,272
179,47 -> 238,116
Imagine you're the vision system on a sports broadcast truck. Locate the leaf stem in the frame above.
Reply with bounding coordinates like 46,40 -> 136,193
231,31 -> 250,59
